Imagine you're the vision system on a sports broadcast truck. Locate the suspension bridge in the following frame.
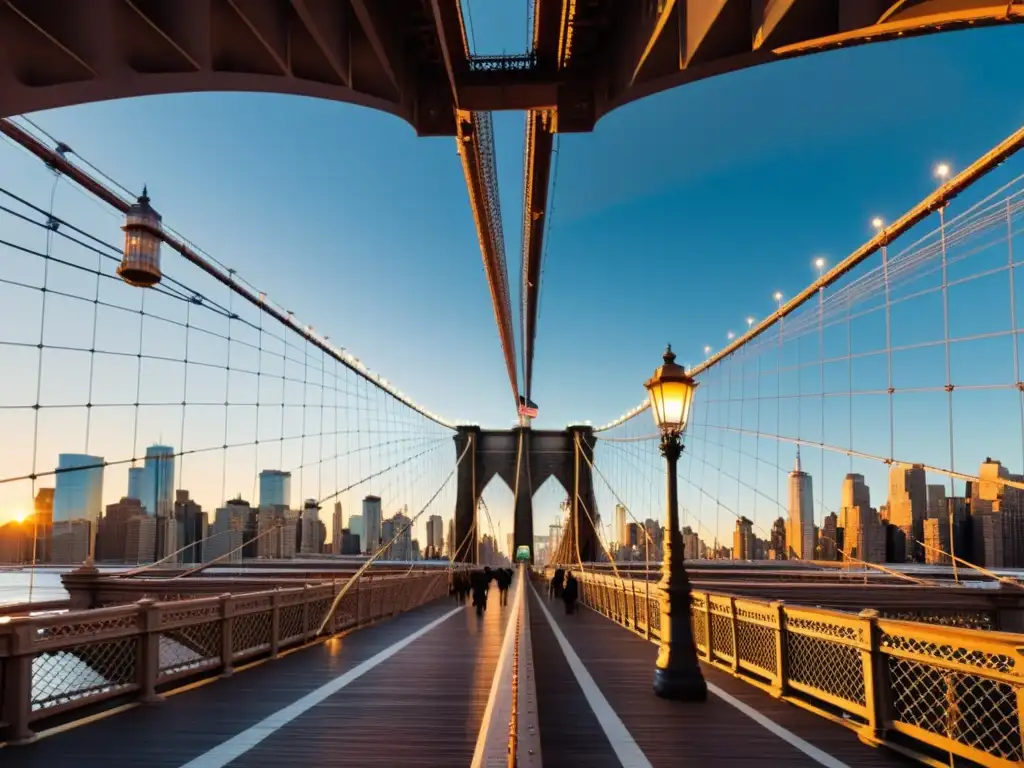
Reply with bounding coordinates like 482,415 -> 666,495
1,2 -> 1024,767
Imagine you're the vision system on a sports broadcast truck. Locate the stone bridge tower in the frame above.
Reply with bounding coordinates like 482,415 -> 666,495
452,426 -> 598,564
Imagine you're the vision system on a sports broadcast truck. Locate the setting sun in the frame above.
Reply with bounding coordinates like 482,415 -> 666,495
11,510 -> 28,524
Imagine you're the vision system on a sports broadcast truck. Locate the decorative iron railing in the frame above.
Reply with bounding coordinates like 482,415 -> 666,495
0,572 -> 448,744
508,595 -> 521,768
573,570 -> 1024,767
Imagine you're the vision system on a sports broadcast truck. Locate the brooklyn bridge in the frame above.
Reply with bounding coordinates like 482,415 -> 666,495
1,2 -> 1023,766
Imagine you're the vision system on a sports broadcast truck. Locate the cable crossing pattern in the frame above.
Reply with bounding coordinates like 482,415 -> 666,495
0,117 -> 460,579
587,123 -> 1024,587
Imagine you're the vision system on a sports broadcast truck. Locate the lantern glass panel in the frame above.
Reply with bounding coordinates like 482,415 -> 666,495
119,206 -> 163,287
647,378 -> 696,434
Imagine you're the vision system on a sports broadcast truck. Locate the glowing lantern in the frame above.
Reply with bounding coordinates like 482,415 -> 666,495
645,345 -> 698,436
118,186 -> 163,287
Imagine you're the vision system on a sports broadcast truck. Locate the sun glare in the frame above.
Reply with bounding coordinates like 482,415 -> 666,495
11,510 -> 28,524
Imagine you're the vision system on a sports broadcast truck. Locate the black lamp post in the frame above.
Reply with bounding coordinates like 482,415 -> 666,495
645,344 -> 707,701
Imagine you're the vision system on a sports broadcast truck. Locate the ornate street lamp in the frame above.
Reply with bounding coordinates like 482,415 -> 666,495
117,186 -> 163,287
645,344 -> 707,701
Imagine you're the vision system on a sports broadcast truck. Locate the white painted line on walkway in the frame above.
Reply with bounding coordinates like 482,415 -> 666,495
471,570 -> 525,768
179,605 -> 463,768
706,682 -> 851,768
577,601 -> 851,765
532,582 -> 653,768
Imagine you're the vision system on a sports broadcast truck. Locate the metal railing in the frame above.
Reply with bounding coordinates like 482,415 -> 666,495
0,572 -> 448,744
0,599 -> 72,618
508,591 -> 521,768
574,570 -> 1024,767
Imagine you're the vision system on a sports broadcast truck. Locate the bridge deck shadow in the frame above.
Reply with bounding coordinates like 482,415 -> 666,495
529,579 -> 914,767
0,592 -> 511,768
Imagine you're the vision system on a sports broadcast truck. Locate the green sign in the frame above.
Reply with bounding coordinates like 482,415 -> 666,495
515,545 -> 531,562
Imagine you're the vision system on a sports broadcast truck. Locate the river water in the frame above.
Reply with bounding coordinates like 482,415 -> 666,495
0,566 -> 132,608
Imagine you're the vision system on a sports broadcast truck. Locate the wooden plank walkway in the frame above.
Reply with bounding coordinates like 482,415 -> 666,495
1,590 -> 512,768
530,579 -> 915,767
527,588 -> 621,767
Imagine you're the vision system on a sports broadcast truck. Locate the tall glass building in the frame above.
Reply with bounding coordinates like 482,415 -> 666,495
140,445 -> 175,517
259,470 -> 292,508
53,454 -> 105,524
127,466 -> 146,502
362,495 -> 382,554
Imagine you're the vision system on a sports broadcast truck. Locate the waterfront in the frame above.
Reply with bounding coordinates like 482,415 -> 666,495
0,567 -> 131,608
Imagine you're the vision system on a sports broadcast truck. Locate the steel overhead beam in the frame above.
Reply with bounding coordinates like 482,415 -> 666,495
3,0 -> 99,77
519,0 -> 568,402
613,1 -> 1024,114
122,0 -> 208,71
227,0 -> 291,76
456,110 -> 520,406
532,0 -> 565,66
627,0 -> 680,85
429,0 -> 468,103
433,1 -> 518,408
520,110 -> 554,402
348,0 -> 402,94
289,0 -> 352,86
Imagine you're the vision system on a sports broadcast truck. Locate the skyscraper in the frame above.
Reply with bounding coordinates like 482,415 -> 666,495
52,454 -> 104,564
769,517 -> 786,559
389,511 -> 412,560
31,487 -> 54,563
425,514 -> 444,557
970,458 -> 1024,566
348,514 -> 364,548
787,448 -> 814,559
124,514 -> 156,563
841,474 -> 870,513
259,470 -> 292,509
841,504 -> 886,564
927,484 -> 948,519
923,518 -> 951,565
362,496 -> 382,555
97,497 -> 145,561
207,499 -> 250,563
174,490 -> 207,564
300,499 -> 321,555
332,501 -> 343,554
820,512 -> 839,560
732,517 -> 754,560
888,464 -> 927,561
548,520 -> 562,563
682,526 -> 700,560
615,503 -> 627,547
139,445 -> 175,517
53,454 -> 105,525
127,466 -> 146,502
257,505 -> 296,559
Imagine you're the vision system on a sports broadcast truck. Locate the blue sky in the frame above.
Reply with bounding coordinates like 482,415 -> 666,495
1,8 -> 1023,551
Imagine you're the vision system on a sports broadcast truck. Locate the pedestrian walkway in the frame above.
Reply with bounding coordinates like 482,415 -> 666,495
2,588 -> 513,768
528,579 -> 914,767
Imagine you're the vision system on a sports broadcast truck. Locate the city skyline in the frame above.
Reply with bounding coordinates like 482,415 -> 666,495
17,438 -> 462,559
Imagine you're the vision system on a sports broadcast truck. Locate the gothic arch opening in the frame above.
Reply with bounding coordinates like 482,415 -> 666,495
452,426 -> 599,564
531,474 -> 571,565
475,473 -> 514,563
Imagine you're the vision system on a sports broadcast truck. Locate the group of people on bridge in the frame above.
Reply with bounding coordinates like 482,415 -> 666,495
549,568 -> 579,615
450,566 -> 514,616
